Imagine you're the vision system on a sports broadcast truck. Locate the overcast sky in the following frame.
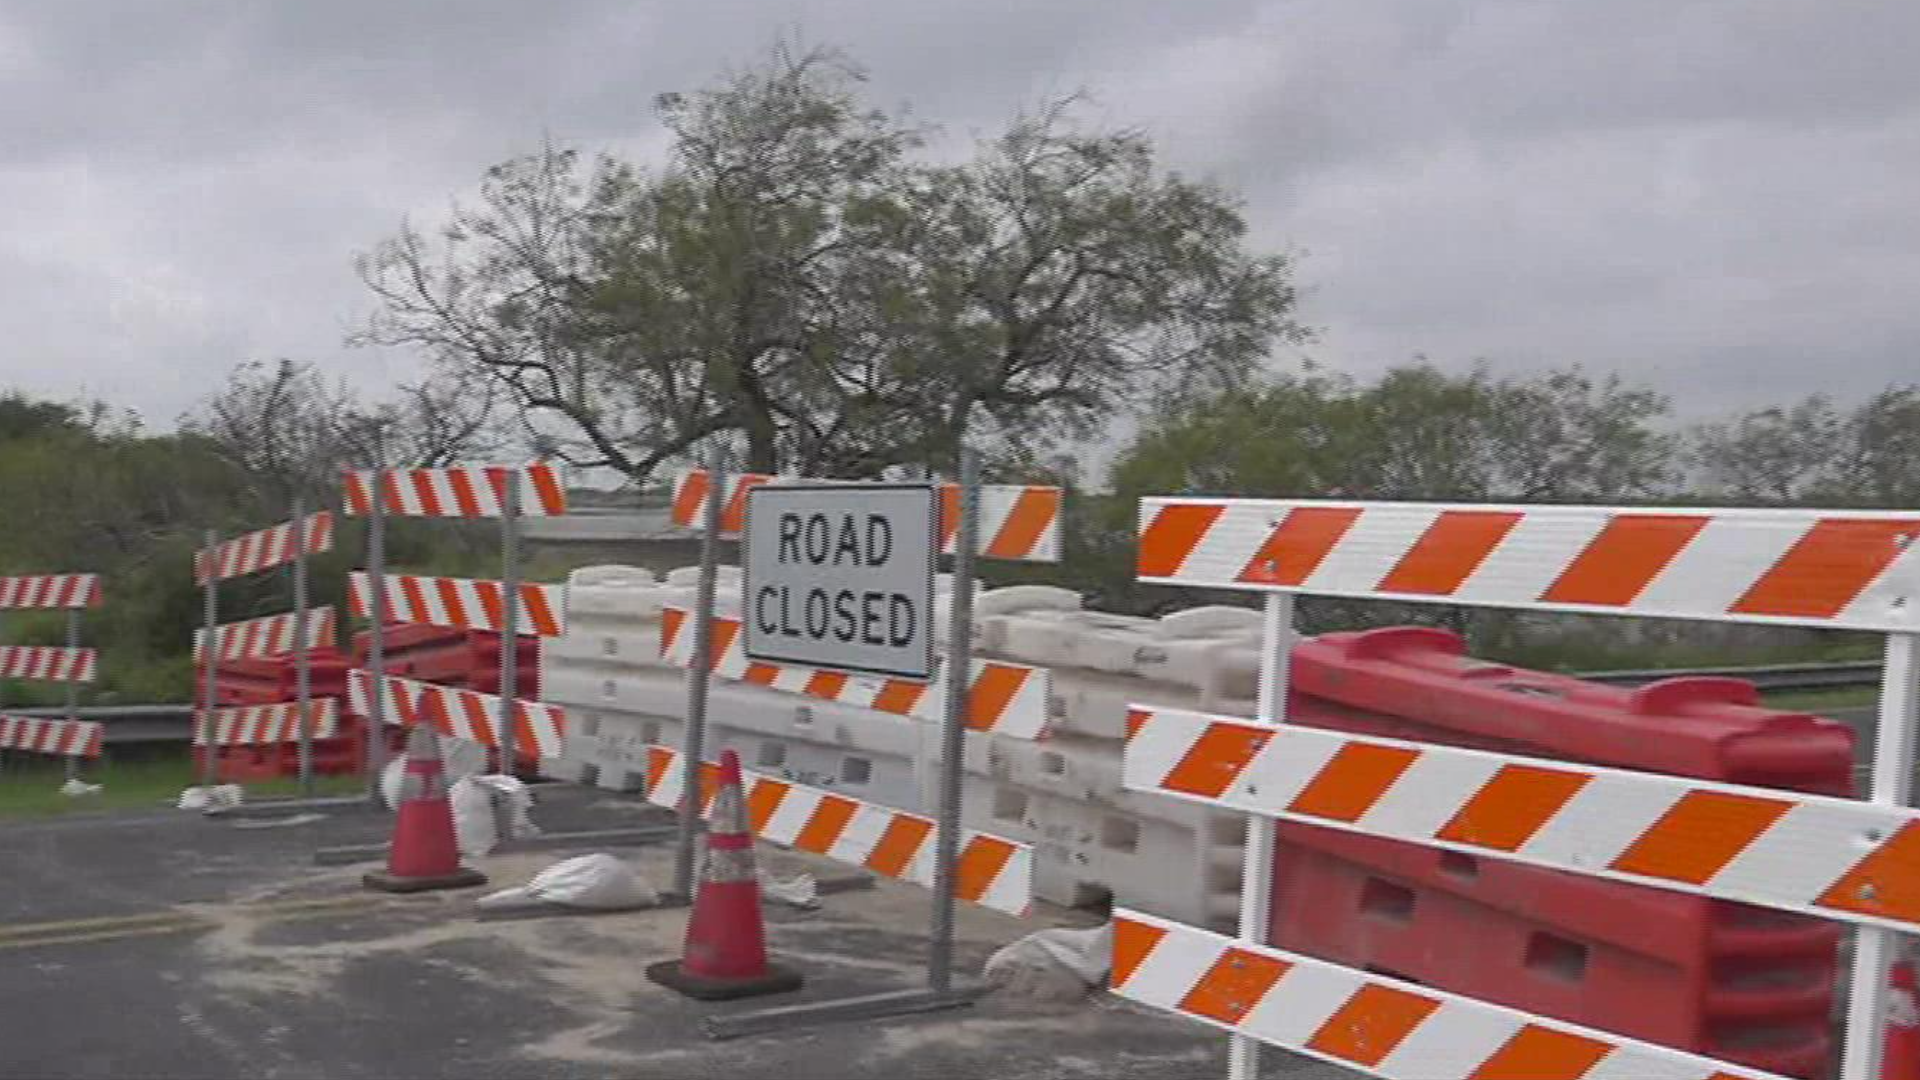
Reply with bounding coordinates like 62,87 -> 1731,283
1,0 -> 1914,437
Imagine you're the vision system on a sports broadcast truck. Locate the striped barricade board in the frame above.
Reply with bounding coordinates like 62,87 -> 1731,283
0,646 -> 97,683
1124,704 -> 1920,935
342,464 -> 568,518
0,575 -> 101,609
658,607 -> 1051,740
0,715 -> 104,757
346,668 -> 565,760
195,512 -> 333,584
1137,497 -> 1920,632
638,743 -> 1031,916
193,607 -> 337,663
347,572 -> 565,637
671,468 -> 1062,562
193,699 -> 339,747
1111,909 -> 1785,1080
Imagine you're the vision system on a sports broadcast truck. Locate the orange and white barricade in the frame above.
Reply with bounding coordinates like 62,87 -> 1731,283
658,607 -> 1052,740
637,742 -> 1032,916
193,608 -> 337,663
0,646 -> 97,683
346,668 -> 565,762
194,699 -> 338,747
671,468 -> 1061,562
347,572 -> 565,638
0,575 -> 101,610
1124,496 -> 1920,1080
343,464 -> 568,518
194,512 -> 333,585
0,715 -> 103,758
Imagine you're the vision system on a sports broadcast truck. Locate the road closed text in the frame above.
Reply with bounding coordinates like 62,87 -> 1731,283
741,486 -> 935,679
756,512 -> 916,646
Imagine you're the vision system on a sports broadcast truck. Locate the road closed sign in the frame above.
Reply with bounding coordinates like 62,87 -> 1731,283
743,483 -> 937,680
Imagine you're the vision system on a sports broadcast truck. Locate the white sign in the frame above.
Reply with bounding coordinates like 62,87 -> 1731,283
743,483 -> 937,680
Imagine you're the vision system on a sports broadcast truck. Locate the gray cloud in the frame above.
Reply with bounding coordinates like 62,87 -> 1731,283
0,0 -> 1914,432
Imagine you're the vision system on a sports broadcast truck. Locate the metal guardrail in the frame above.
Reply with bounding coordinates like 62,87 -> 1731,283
3,661 -> 1882,749
1,704 -> 193,744
1574,660 -> 1882,693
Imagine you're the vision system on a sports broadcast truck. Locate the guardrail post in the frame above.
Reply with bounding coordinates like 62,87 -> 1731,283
1839,632 -> 1918,1080
674,446 -> 726,902
200,528 -> 220,786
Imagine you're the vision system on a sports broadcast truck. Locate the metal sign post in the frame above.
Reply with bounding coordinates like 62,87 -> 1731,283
928,448 -> 978,994
1839,632 -> 1918,1080
498,475 -> 521,776
62,609 -> 82,784
708,450 -> 982,1039
673,448 -> 727,903
292,496 -> 313,796
365,469 -> 388,803
200,529 -> 220,786
1228,592 -> 1294,1080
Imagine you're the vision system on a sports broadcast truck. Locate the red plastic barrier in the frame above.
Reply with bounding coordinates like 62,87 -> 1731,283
350,626 -> 538,698
191,648 -> 363,782
1268,627 -> 1853,1079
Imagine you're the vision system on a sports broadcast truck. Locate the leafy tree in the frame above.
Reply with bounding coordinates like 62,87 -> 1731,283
854,101 -> 1306,473
1691,395 -> 1843,504
354,44 -> 1302,484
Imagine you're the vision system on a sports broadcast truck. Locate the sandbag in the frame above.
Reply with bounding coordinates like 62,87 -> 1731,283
475,853 -> 659,912
983,923 -> 1113,1001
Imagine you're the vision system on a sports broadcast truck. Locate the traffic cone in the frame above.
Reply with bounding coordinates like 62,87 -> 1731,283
1888,958 -> 1920,1080
363,726 -> 488,893
646,750 -> 803,1001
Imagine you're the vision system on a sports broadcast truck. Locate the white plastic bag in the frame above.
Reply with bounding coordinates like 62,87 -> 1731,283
448,777 -> 499,857
177,784 -> 244,811
475,853 -> 659,912
59,779 -> 102,798
983,923 -> 1113,1001
472,774 -> 540,841
757,869 -> 820,910
380,738 -> 488,810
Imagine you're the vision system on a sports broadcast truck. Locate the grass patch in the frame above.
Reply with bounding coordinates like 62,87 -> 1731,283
1762,686 -> 1880,714
0,751 -> 364,820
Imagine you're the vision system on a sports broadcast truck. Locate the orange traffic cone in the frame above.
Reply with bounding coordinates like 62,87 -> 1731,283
1888,958 -> 1920,1080
646,750 -> 803,1001
363,726 -> 488,893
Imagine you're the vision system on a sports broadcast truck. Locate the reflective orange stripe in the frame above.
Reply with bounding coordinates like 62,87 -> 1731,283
1608,789 -> 1794,885
526,464 -> 567,514
1236,506 -> 1363,586
746,779 -> 791,834
671,470 -> 711,527
964,664 -> 1026,731
1467,1025 -> 1611,1080
870,679 -> 927,715
1376,510 -> 1523,595
791,796 -> 859,853
1286,742 -> 1419,823
1177,947 -> 1290,1026
1110,917 -> 1167,989
1733,518 -> 1918,618
1542,514 -> 1708,606
985,488 -> 1059,558
865,815 -> 934,878
1304,983 -> 1439,1067
1817,820 -> 1920,924
1436,764 -> 1591,852
1160,722 -> 1273,799
1138,504 -> 1224,578
803,671 -> 848,699
954,836 -> 1018,904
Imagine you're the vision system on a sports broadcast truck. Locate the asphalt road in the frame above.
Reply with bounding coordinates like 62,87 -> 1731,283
0,786 -> 1352,1080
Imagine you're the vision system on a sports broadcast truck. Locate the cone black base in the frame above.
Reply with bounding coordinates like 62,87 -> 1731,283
646,959 -> 804,1001
362,867 -> 489,894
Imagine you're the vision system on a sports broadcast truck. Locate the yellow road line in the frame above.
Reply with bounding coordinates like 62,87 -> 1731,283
0,894 -> 389,950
